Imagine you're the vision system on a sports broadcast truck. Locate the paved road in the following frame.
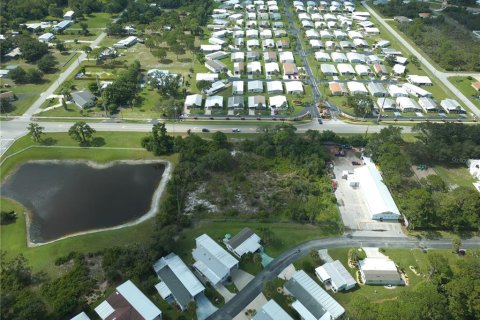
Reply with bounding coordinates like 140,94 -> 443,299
207,235 -> 480,319
362,1 -> 480,118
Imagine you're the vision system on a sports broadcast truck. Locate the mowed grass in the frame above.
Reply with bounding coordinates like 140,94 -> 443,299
448,76 -> 480,110
0,132 -> 178,275
433,166 -> 476,189
70,12 -> 112,29
327,248 -> 462,312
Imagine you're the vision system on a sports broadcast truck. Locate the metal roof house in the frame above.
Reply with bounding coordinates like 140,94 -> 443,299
367,82 -> 387,97
267,80 -> 284,94
284,270 -> 345,320
359,258 -> 404,286
38,32 -> 54,43
315,260 -> 357,292
248,95 -> 267,109
440,99 -> 466,114
321,64 -> 338,76
396,97 -> 421,112
253,299 -> 293,320
53,20 -> 73,31
192,234 -> 239,285
269,95 -> 288,109
418,97 -> 438,112
71,91 -> 96,109
95,280 -> 162,320
354,157 -> 401,220
185,94 -> 203,109
63,10 -> 75,20
248,80 -> 264,93
153,253 -> 205,311
71,312 -> 91,320
377,97 -> 396,111
226,227 -> 262,257
228,96 -> 244,109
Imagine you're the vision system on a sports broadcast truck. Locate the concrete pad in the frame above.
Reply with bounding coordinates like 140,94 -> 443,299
363,247 -> 387,258
205,109 -> 212,115
214,283 -> 235,303
248,109 -> 255,115
318,249 -> 333,263
278,264 -> 296,281
232,293 -> 268,320
196,293 -> 218,320
231,268 -> 254,291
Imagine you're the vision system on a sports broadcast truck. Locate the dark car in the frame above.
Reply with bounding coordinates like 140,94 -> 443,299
352,161 -> 361,165
318,118 -> 323,124
232,128 -> 241,132
201,128 -> 210,132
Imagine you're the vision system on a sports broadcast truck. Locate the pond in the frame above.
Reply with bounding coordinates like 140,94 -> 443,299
1,161 -> 167,244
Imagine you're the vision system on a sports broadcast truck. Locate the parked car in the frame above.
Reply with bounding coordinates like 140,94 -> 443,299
232,128 -> 241,132
202,128 -> 210,132
352,161 -> 361,165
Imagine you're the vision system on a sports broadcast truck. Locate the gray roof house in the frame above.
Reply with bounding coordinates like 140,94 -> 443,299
153,253 -> 205,311
71,91 -> 96,109
226,227 -> 262,257
228,96 -> 244,109
367,82 -> 387,97
315,260 -> 357,292
253,299 -> 293,320
284,270 -> 345,320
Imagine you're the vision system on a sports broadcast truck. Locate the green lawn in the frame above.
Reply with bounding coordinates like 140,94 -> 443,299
448,76 -> 480,110
433,166 -> 476,189
70,12 -> 113,29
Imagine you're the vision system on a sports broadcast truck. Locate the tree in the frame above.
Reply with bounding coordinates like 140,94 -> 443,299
348,249 -> 359,265
9,67 -> 27,83
385,54 -> 396,67
409,55 -> 420,67
186,301 -> 196,316
210,131 -> 229,150
451,236 -> 461,253
196,80 -> 211,92
171,43 -> 185,59
80,22 -> 89,35
154,74 -> 181,97
263,280 -> 276,298
27,123 -> 45,143
37,54 -> 57,73
68,122 -> 96,144
55,41 -> 66,52
141,123 -> 174,155
152,47 -> 167,62
48,4 -> 63,17
0,211 -> 17,225
18,36 -> 49,62
0,98 -> 15,114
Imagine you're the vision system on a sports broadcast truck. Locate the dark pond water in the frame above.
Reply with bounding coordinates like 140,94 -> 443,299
1,161 -> 165,243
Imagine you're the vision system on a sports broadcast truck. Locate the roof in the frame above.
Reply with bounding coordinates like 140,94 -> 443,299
367,82 -> 386,94
205,95 -> 224,107
155,281 -> 172,299
205,60 -> 227,71
185,94 -> 202,107
285,270 -> 345,320
407,75 -> 432,85
95,301 -> 115,319
337,63 -> 355,74
248,80 -> 263,91
253,300 -> 294,320
192,234 -> 238,284
285,81 -> 303,93
71,312 -> 91,320
316,260 -> 356,290
396,97 -> 421,111
206,51 -> 229,60
115,280 -> 162,320
267,81 -> 283,92
347,81 -> 367,93
321,64 -> 337,74
71,91 -> 95,108
354,157 -> 401,218
248,95 -> 266,106
359,258 -> 402,281
153,253 -> 205,308
269,95 -> 287,108
329,82 -> 347,94
227,227 -> 262,256
39,32 -> 54,40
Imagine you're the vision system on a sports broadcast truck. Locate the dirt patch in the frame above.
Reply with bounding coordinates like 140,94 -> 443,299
411,165 -> 437,180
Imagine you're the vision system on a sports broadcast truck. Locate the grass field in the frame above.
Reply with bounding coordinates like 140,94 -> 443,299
0,132 -> 178,275
70,12 -> 112,29
448,76 -> 480,110
433,166 -> 476,189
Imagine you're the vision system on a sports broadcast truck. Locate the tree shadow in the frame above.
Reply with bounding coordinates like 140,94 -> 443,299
179,58 -> 192,63
40,137 -> 57,146
83,137 -> 106,147
160,58 -> 173,64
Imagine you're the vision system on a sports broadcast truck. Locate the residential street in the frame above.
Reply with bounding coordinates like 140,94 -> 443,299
207,235 -> 480,320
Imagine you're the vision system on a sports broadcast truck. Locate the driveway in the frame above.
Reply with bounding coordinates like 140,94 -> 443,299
195,293 -> 218,320
231,269 -> 254,291
278,264 -> 297,281
214,283 -> 235,303
232,293 -> 268,320
318,249 -> 333,263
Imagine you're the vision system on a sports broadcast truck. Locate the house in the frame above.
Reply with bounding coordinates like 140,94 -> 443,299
346,52 -> 365,64
247,61 -> 262,74
267,81 -> 284,94
4,47 -> 21,59
377,97 -> 397,111
71,91 -> 96,109
284,270 -> 345,320
99,47 -> 117,60
247,39 -> 260,48
359,257 -> 404,286
246,29 -> 259,38
355,64 -> 371,76
114,36 -> 137,48
262,39 -> 275,49
205,95 -> 224,109
353,38 -> 369,48
248,80 -> 264,93
283,63 -> 298,76
253,300 -> 293,320
265,62 -> 280,75
320,30 -> 332,39
302,20 -> 314,28
472,81 -> 480,92
231,52 -> 245,62
316,260 -> 357,292
269,95 -> 288,109
264,51 -> 277,62
339,40 -> 353,49
366,55 -> 382,65
196,73 -> 219,82
348,30 -> 363,39
394,16 -> 411,23
279,51 -> 294,63
201,44 -> 222,52
393,64 -> 406,76
347,81 -> 368,95
0,91 -> 16,101
63,10 -> 75,20
285,81 -> 303,94
232,81 -> 244,94
376,40 -> 390,48
276,39 -> 290,49
367,82 -> 387,97
53,20 -> 73,31
260,29 -> 273,39
418,97 -> 438,112
407,75 -> 432,86
184,94 -> 203,109
153,253 -> 205,311
354,157 -> 401,220
440,99 -> 466,114
274,29 -> 287,37
402,83 -> 432,97
325,41 -> 336,50
226,227 -> 262,257
321,64 -> 338,76
396,97 -> 421,112
234,38 -> 245,48
248,95 -> 267,109
192,234 -> 238,285
228,96 -> 244,109
233,62 -> 244,76
338,63 -> 355,76
333,30 -> 347,39
38,32 -> 54,43
309,39 -> 323,49
205,60 -> 227,73
247,51 -> 261,61
95,280 -> 162,320
206,51 -> 229,61
388,84 -> 408,97
306,29 -> 320,39
329,82 -> 348,96
395,56 -> 408,65
315,51 -> 331,62
373,64 -> 388,76
205,81 -> 226,96
331,52 -> 347,63
71,312 -> 90,320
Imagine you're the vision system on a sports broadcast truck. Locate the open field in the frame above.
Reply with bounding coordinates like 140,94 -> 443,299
70,12 -> 112,29
448,76 -> 480,110
433,165 -> 476,189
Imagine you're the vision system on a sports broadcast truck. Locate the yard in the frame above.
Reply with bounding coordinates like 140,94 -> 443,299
433,165 -> 476,189
448,76 -> 480,110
